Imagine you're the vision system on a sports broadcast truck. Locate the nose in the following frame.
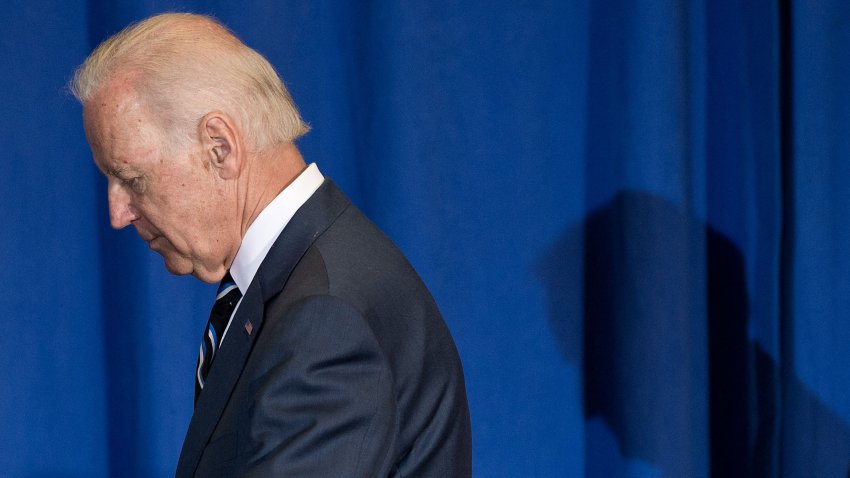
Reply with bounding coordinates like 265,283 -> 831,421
107,179 -> 139,229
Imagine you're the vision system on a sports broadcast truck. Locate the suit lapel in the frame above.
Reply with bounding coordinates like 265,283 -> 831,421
175,180 -> 351,477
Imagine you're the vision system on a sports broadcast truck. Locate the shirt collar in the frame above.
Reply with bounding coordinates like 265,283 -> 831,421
229,163 -> 324,293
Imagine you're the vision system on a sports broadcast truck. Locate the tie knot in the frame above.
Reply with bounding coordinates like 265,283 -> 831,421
216,272 -> 240,302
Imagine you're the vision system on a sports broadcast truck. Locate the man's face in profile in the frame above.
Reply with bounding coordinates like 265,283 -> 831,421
82,79 -> 232,283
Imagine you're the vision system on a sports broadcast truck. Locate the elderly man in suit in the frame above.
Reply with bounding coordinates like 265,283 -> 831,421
72,12 -> 471,477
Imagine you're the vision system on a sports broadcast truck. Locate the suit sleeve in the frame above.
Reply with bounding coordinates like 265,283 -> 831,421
237,294 -> 398,477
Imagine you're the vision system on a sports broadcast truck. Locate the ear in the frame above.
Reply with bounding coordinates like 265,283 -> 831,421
198,112 -> 242,180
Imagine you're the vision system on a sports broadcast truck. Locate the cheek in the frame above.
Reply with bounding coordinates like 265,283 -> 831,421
149,171 -> 222,244
161,204 -> 212,247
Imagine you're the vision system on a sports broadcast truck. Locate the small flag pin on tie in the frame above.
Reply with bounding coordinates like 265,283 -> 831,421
244,320 -> 254,336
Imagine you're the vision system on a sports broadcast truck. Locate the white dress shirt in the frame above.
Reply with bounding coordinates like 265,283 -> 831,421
220,162 -> 325,342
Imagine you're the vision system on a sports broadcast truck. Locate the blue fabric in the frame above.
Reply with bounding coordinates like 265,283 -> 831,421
2,0 -> 849,476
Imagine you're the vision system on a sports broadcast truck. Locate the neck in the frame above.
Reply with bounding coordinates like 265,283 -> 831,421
238,142 -> 306,239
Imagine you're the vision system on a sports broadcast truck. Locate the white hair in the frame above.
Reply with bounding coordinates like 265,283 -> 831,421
70,13 -> 309,151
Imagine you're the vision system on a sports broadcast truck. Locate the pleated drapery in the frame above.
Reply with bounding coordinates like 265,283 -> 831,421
2,1 -> 849,476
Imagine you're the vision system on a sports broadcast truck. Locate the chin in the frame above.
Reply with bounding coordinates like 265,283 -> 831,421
159,249 -> 223,284
191,270 -> 223,284
160,254 -> 194,277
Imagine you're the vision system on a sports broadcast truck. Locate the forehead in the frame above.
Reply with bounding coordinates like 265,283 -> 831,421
84,79 -> 146,141
83,81 -> 162,169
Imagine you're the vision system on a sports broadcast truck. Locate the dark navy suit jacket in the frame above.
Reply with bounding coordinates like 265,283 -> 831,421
175,180 -> 471,477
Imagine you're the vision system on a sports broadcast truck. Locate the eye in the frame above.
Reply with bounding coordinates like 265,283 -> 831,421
123,176 -> 146,194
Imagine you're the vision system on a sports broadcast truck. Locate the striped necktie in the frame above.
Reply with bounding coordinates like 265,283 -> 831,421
195,272 -> 242,404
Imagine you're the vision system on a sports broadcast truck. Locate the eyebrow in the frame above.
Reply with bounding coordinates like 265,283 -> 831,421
106,166 -> 129,177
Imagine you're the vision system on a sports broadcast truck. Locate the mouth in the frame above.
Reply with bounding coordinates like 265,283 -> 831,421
145,235 -> 162,249
133,224 -> 166,252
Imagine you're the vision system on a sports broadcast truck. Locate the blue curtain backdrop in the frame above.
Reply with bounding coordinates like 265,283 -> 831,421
2,0 -> 849,476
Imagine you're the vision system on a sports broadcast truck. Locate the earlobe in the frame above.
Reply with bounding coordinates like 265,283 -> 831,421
200,112 -> 241,180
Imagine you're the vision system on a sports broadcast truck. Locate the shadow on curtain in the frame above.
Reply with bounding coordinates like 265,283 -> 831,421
540,191 -> 850,476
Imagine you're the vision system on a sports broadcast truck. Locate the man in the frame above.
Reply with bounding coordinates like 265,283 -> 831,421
72,13 -> 471,477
